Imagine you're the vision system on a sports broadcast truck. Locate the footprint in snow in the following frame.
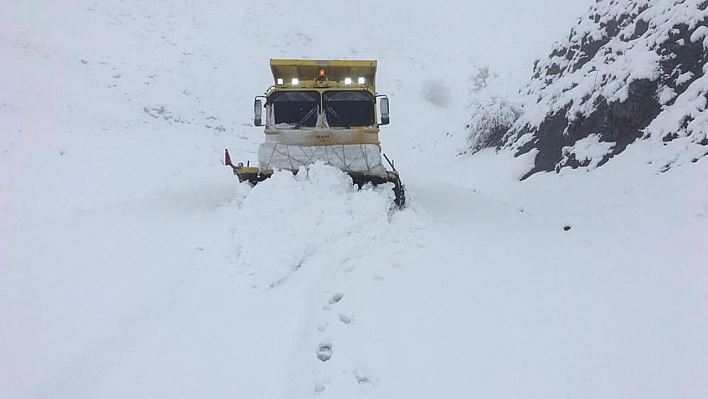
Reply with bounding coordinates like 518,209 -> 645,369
354,372 -> 371,385
316,342 -> 333,362
328,293 -> 343,304
323,293 -> 343,311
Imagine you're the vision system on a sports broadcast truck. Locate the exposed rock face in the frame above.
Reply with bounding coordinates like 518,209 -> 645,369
504,0 -> 708,178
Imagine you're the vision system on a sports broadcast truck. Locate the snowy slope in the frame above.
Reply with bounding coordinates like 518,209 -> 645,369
503,0 -> 708,176
3,1 -> 708,399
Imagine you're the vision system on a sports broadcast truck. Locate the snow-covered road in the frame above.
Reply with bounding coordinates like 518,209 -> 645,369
6,156 -> 707,398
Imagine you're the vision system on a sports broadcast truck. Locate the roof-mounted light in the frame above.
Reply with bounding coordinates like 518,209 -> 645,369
344,77 -> 352,85
358,77 -> 365,84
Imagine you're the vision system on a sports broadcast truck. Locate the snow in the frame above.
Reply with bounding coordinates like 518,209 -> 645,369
500,0 -> 708,180
2,0 -> 707,399
562,134 -> 616,169
510,0 -> 708,170
230,163 -> 394,288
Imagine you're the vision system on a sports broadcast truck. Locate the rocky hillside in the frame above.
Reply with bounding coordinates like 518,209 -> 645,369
502,0 -> 708,178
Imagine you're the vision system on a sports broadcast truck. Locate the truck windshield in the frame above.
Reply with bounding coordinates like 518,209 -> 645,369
323,91 -> 375,128
270,91 -> 320,127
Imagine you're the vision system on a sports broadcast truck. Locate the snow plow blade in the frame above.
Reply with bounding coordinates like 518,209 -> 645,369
228,164 -> 273,184
227,161 -> 405,208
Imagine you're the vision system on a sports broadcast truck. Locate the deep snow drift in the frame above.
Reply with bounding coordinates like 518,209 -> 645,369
2,0 -> 707,399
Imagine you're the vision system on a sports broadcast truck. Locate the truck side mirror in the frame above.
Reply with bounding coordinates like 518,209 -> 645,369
379,96 -> 390,125
254,99 -> 263,126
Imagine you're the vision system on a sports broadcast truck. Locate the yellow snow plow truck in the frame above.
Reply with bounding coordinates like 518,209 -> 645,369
225,59 -> 405,207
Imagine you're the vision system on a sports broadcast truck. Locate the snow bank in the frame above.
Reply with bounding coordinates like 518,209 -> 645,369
230,162 -> 394,288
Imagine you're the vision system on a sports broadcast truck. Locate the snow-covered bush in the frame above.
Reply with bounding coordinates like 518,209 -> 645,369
422,78 -> 451,107
465,96 -> 522,153
469,66 -> 491,93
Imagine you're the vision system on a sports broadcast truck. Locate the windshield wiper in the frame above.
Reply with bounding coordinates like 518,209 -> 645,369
325,106 -> 350,128
294,105 -> 318,129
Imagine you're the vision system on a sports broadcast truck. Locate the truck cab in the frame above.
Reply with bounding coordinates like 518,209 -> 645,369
226,59 -> 404,207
